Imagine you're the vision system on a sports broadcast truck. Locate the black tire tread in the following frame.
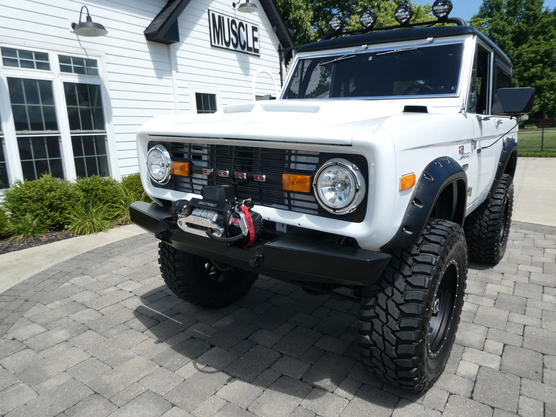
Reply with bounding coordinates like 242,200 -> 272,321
358,219 -> 467,392
465,174 -> 513,265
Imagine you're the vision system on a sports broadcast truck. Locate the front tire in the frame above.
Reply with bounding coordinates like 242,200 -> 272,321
358,219 -> 467,393
464,173 -> 513,265
158,242 -> 257,308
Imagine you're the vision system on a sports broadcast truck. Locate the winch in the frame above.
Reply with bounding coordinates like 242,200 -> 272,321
170,185 -> 263,247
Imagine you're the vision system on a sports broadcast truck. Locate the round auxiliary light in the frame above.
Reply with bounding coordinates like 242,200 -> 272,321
313,159 -> 366,215
147,145 -> 172,185
395,3 -> 414,25
329,14 -> 344,32
432,0 -> 453,19
360,9 -> 378,29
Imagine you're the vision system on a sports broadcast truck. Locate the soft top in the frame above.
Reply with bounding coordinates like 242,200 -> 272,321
298,25 -> 511,66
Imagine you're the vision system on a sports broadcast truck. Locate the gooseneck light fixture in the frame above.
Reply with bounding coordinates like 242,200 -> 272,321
232,0 -> 258,13
71,6 -> 108,37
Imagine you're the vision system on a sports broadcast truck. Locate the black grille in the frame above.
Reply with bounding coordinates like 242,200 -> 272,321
168,143 -> 321,215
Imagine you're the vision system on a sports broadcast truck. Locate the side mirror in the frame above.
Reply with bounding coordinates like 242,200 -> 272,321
493,87 -> 535,115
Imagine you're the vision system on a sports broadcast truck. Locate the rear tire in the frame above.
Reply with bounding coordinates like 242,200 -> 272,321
464,174 -> 513,265
358,219 -> 467,393
158,242 -> 257,308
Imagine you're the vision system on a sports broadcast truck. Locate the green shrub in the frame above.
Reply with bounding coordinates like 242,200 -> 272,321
121,173 -> 151,203
10,213 -> 48,240
66,204 -> 113,235
115,173 -> 153,224
0,206 -> 11,238
75,176 -> 123,216
3,174 -> 78,231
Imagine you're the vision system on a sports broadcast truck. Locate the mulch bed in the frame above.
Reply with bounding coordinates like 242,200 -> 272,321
0,231 -> 76,255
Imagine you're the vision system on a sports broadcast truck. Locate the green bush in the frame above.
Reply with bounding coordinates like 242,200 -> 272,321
2,173 -> 153,239
115,173 -> 153,224
121,173 -> 150,202
0,206 -> 11,238
10,213 -> 48,240
75,176 -> 123,217
66,204 -> 113,235
3,174 -> 79,231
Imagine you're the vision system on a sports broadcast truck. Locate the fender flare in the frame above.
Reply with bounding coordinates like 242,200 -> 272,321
381,157 -> 467,251
487,136 -> 518,199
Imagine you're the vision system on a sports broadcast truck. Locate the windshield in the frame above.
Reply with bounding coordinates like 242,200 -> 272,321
283,43 -> 464,99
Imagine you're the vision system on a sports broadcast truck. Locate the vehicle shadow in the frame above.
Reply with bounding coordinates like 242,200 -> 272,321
133,276 -> 424,411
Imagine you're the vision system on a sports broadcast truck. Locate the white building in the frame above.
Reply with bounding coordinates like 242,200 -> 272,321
0,0 -> 294,191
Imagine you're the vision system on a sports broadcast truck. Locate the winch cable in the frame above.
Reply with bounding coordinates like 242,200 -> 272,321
206,229 -> 244,243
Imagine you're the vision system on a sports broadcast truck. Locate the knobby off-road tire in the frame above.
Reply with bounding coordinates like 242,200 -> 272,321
359,219 -> 467,393
464,173 -> 514,265
158,242 -> 257,308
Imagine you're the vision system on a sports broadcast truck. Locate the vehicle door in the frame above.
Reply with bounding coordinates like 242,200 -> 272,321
467,43 -> 513,207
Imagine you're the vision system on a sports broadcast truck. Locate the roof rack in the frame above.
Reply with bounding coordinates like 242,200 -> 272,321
323,0 -> 465,40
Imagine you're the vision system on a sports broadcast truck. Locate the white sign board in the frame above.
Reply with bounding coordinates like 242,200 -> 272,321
208,10 -> 260,56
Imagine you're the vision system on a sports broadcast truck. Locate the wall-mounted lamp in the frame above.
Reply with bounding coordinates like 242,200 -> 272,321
71,6 -> 108,37
232,0 -> 258,13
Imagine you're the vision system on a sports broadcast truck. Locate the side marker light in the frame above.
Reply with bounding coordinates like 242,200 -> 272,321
400,173 -> 416,191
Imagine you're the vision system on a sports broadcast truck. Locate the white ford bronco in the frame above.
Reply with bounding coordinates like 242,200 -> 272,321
130,1 -> 534,392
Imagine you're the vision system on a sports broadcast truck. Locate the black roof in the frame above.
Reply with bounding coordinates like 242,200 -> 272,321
298,25 -> 511,66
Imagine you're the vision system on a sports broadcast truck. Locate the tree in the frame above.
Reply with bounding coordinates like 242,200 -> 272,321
470,0 -> 556,119
275,0 -> 433,45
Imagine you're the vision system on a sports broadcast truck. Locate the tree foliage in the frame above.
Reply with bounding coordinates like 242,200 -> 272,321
470,0 -> 556,119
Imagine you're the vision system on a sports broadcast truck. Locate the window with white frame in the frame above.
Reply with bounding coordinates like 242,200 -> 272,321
195,92 -> 217,114
0,117 -> 8,189
0,46 -> 108,185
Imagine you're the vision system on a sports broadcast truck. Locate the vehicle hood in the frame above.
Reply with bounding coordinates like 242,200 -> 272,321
141,100 -> 435,145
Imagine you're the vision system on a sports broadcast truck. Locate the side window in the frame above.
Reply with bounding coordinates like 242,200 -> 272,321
468,45 -> 491,115
492,61 -> 512,115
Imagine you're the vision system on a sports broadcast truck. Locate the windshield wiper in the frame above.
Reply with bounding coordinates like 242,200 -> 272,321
321,44 -> 368,65
376,37 -> 434,56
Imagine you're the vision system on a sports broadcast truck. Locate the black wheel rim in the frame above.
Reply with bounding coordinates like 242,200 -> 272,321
429,259 -> 459,354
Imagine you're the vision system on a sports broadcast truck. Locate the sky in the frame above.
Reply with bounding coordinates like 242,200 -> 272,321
413,0 -> 556,22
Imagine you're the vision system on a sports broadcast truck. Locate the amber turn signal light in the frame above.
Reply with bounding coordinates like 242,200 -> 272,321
400,173 -> 416,191
282,173 -> 311,193
170,161 -> 190,177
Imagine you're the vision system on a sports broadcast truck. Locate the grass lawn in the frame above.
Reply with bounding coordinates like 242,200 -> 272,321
518,129 -> 556,156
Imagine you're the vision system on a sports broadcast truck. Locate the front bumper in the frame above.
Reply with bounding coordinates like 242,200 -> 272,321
130,201 -> 391,287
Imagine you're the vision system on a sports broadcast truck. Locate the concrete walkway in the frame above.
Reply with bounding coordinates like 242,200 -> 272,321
514,158 -> 556,227
0,157 -> 555,416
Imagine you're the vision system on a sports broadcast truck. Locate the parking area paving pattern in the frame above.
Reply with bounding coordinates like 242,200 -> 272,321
1,220 -> 556,416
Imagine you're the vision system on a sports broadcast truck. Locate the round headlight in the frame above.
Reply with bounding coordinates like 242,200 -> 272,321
147,145 -> 172,184
313,159 -> 366,214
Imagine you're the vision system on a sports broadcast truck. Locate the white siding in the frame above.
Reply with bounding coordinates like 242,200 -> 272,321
0,0 -> 284,183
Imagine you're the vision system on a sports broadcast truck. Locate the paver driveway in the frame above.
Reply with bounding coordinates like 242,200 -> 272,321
1,221 -> 555,417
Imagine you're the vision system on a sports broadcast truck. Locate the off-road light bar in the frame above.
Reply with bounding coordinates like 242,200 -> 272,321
395,3 -> 414,25
359,9 -> 378,29
329,14 -> 344,32
432,0 -> 453,19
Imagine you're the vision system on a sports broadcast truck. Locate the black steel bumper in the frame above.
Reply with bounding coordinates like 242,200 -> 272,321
130,201 -> 391,287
